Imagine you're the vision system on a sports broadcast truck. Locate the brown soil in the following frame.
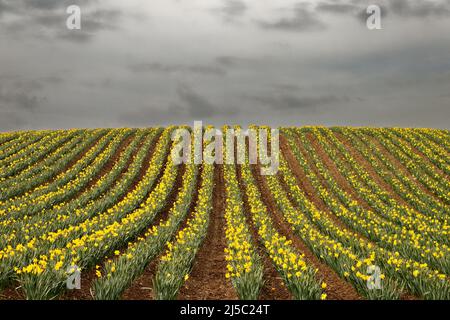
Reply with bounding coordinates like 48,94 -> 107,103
178,165 -> 238,300
251,164 -> 362,300
60,267 -> 97,300
120,254 -> 159,300
236,165 -> 292,300
0,284 -> 23,300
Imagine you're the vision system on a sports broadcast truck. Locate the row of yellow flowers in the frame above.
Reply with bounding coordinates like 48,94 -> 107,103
419,129 -> 450,153
313,128 -> 450,249
0,130 -> 156,249
154,126 -> 215,300
396,128 -> 450,176
282,128 -> 450,299
298,128 -> 450,275
0,130 -> 107,204
0,130 -> 64,168
0,129 -> 115,209
93,130 -> 199,300
338,127 -> 448,220
0,130 -> 79,181
0,130 -> 52,163
240,126 -> 324,300
222,126 -> 264,300
368,128 -> 449,204
0,128 -> 172,292
14,127 -> 178,299
0,131 -> 22,148
0,130 -> 90,189
0,130 -> 129,221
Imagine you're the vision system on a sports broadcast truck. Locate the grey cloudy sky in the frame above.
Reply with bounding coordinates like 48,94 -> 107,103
1,0 -> 450,131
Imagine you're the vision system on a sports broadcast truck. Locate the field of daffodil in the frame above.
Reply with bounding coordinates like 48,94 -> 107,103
0,125 -> 449,300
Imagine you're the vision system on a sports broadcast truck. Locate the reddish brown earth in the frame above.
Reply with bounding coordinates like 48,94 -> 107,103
0,284 -> 23,300
178,165 -> 238,300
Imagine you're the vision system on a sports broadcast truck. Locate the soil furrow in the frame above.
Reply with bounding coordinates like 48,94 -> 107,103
178,164 -> 237,300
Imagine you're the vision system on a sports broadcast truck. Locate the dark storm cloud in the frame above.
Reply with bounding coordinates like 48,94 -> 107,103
1,0 -> 450,131
0,80 -> 44,130
215,0 -> 247,21
0,0 -> 122,42
315,0 -> 450,21
177,85 -> 217,118
215,56 -> 257,68
128,63 -> 227,76
257,6 -> 326,31
23,0 -> 98,10
0,81 -> 44,111
248,93 -> 351,111
388,0 -> 450,18
25,0 -> 68,10
0,1 -> 10,15
316,2 -> 357,14
0,91 -> 41,111
0,110 -> 26,131
119,104 -> 183,126
271,83 -> 302,92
